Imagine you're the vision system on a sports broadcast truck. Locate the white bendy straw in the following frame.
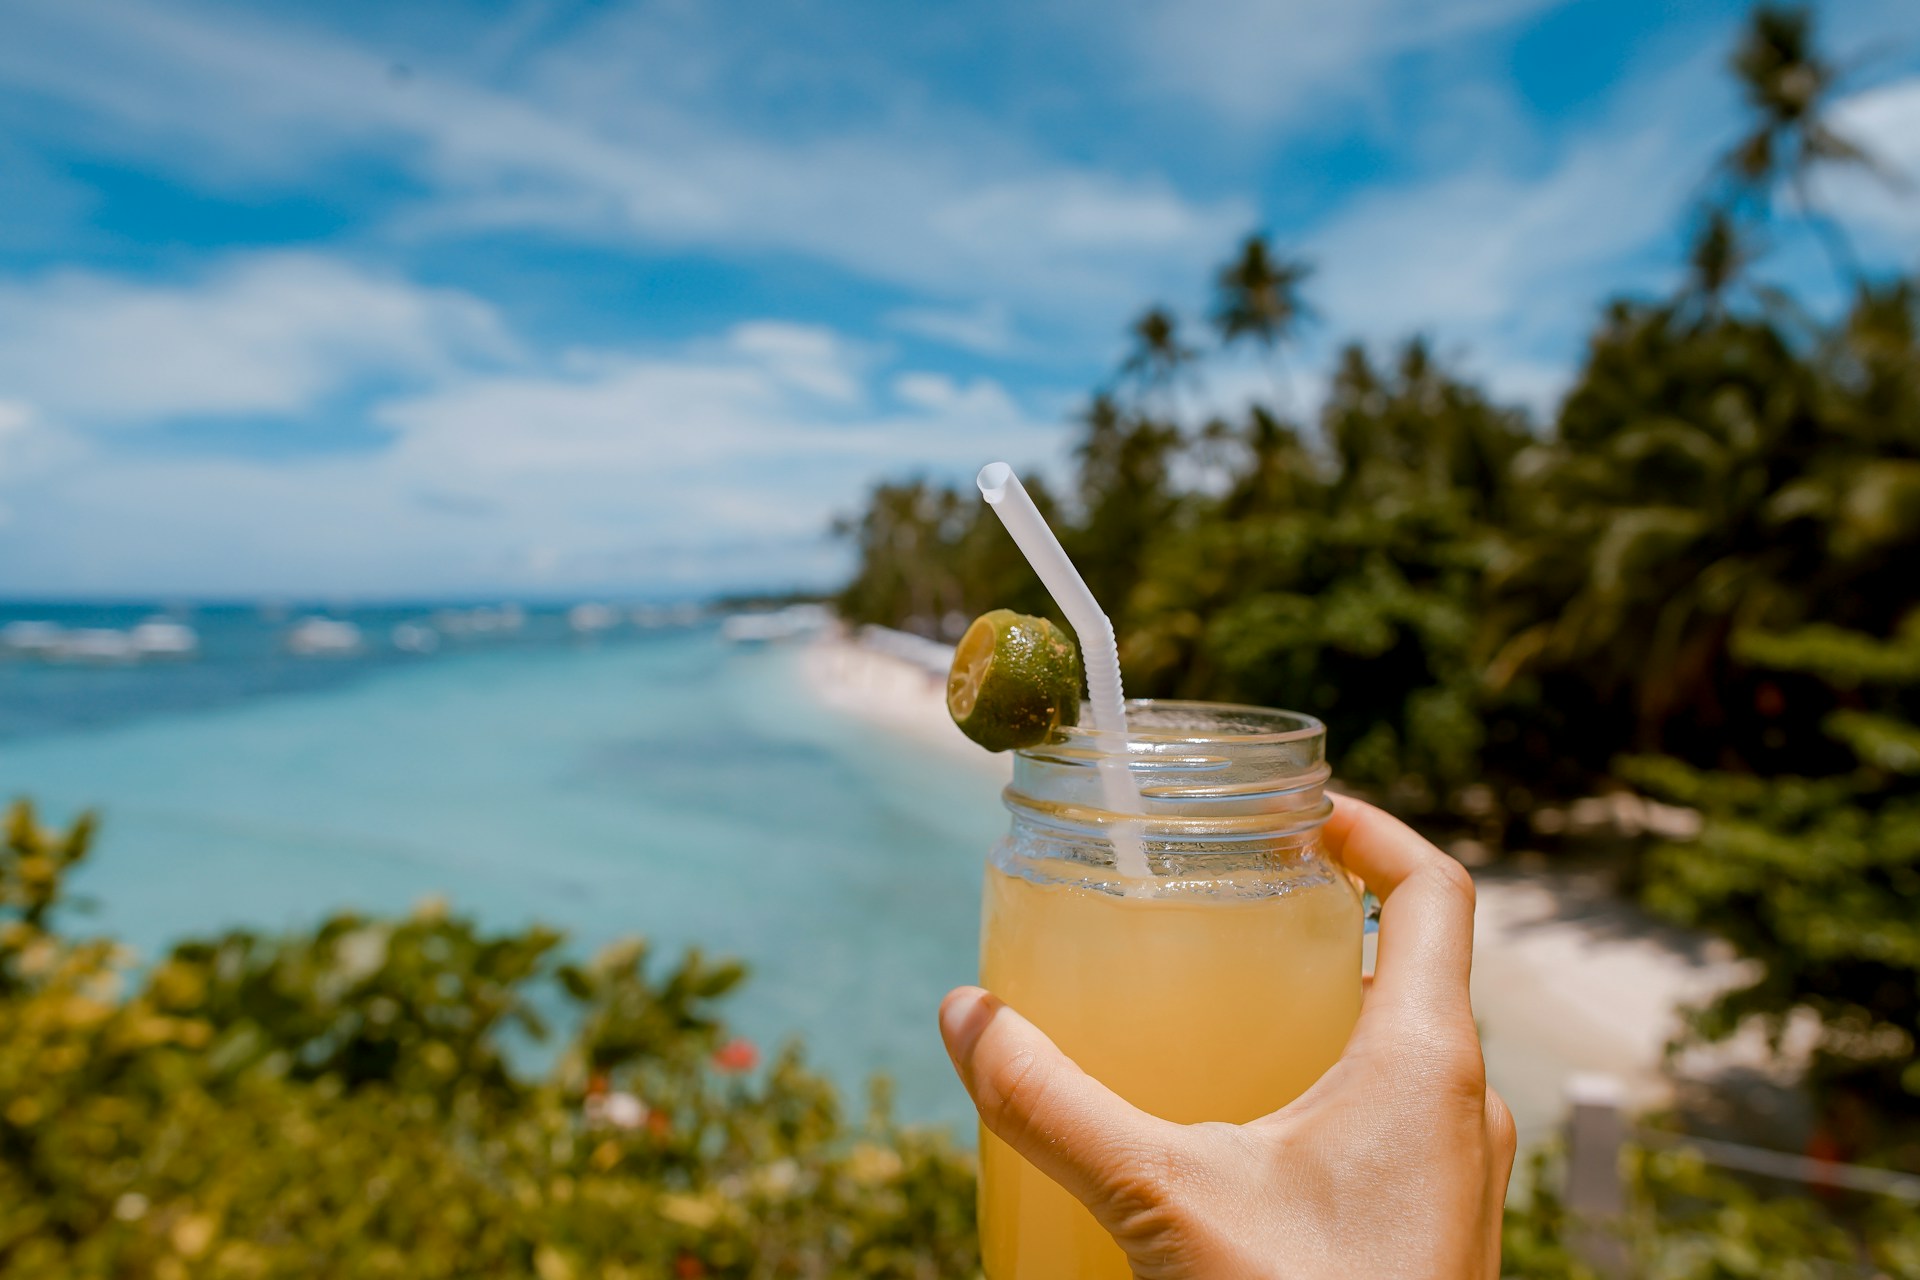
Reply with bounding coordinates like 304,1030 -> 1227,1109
977,462 -> 1150,880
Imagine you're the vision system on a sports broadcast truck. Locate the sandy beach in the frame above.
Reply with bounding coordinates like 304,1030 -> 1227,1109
798,624 -> 1009,776
797,624 -> 1754,1157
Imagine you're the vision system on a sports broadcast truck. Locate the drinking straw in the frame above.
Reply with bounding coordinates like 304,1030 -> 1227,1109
977,462 -> 1150,879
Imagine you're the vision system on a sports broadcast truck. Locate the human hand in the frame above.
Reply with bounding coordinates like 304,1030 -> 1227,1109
939,794 -> 1516,1279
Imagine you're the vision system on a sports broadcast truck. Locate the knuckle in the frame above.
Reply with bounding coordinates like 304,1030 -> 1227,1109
1423,856 -> 1478,911
1439,1054 -> 1490,1114
1452,1031 -> 1490,1087
976,1046 -> 1050,1136
1396,1029 -> 1489,1111
1096,1141 -> 1192,1240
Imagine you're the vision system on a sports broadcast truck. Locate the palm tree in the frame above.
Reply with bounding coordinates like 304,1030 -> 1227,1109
1118,306 -> 1194,402
1483,279 -> 1920,769
1722,5 -> 1877,282
1069,392 -> 1181,612
1222,405 -> 1318,518
1321,339 -> 1525,520
1683,208 -> 1749,319
832,479 -> 959,631
1211,236 -> 1313,356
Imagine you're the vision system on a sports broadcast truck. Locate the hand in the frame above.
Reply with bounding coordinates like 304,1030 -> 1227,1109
939,794 -> 1516,1279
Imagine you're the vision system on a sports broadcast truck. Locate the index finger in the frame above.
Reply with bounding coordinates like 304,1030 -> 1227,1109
1322,793 -> 1476,1023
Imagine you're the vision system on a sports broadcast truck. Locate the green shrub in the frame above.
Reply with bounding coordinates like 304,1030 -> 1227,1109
1503,1143 -> 1920,1279
0,799 -> 978,1279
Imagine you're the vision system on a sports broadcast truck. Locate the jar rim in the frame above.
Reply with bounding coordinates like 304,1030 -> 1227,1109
1007,699 -> 1330,844
1024,698 -> 1326,754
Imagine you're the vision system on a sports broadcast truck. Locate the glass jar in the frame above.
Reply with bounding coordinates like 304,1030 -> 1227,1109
978,700 -> 1363,1280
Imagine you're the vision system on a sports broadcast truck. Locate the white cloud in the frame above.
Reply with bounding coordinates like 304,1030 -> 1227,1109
1294,65 -> 1920,412
0,238 -> 1066,594
889,372 -> 1024,419
1309,126 -> 1684,336
0,254 -> 512,425
374,331 -> 1046,496
1098,0 -> 1561,123
0,0 -> 1245,324
1285,44 -> 1726,410
722,323 -> 867,404
1826,77 -> 1920,244
0,318 -> 1070,596
886,302 -> 1016,355
0,399 -> 85,481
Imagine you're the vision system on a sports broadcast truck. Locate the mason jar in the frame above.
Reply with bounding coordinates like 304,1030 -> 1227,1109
978,700 -> 1363,1280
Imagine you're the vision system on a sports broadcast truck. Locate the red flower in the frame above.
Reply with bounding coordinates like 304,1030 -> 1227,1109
711,1038 -> 759,1074
674,1253 -> 706,1279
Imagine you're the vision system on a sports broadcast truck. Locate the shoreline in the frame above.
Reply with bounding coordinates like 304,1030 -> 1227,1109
795,623 -> 1012,778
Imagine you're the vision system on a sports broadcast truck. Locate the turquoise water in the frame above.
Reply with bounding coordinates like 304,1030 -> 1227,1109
0,620 -> 1000,1130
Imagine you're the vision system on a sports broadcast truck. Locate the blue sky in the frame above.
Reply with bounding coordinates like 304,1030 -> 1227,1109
0,0 -> 1915,599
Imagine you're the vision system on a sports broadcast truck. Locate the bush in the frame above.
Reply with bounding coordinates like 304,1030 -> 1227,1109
0,800 -> 979,1279
1502,1144 -> 1920,1279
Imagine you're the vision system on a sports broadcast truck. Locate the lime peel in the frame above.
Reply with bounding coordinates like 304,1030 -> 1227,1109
946,610 -> 1083,752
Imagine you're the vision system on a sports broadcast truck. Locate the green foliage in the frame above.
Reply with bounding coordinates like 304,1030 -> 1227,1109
839,312 -> 1525,797
1127,338 -> 1522,793
1625,612 -> 1920,1157
1498,1151 -> 1594,1280
1734,614 -> 1920,688
834,477 -> 1064,639
1486,284 -> 1920,777
1211,235 -> 1312,356
153,909 -> 564,1099
836,227 -> 1920,808
0,800 -> 978,1278
1504,1144 -> 1920,1279
0,799 -> 95,988
1067,393 -> 1187,616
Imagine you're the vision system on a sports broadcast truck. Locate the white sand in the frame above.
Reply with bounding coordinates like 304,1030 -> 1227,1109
797,626 -> 1751,1155
1469,872 -> 1752,1154
797,625 -> 1012,778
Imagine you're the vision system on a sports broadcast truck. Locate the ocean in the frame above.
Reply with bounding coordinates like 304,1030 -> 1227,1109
0,602 -> 998,1130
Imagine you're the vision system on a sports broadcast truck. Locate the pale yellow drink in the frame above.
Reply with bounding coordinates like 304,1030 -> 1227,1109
976,701 -> 1360,1279
979,864 -> 1361,1278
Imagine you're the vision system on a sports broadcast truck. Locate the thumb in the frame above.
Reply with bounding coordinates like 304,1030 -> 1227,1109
939,986 -> 1177,1216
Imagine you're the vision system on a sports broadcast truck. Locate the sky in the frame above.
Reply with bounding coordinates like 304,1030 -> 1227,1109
0,0 -> 1915,599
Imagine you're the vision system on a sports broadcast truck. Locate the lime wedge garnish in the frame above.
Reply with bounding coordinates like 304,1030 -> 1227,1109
947,610 -> 1083,752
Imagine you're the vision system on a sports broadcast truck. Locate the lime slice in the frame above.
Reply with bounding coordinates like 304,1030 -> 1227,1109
947,610 -> 1083,752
